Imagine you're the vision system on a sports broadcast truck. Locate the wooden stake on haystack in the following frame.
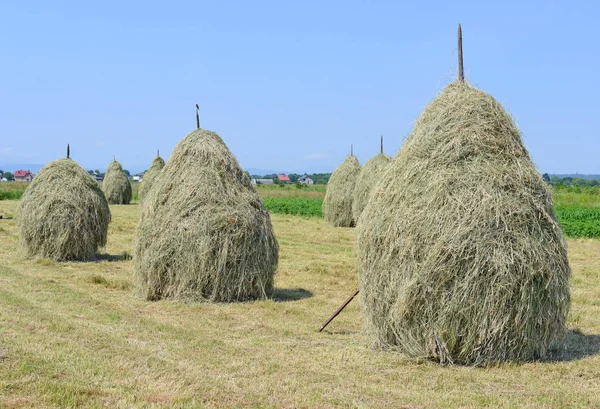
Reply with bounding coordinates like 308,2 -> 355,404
380,135 -> 383,154
67,144 -> 70,159
196,104 -> 200,129
351,144 -> 354,156
157,149 -> 160,157
458,24 -> 464,82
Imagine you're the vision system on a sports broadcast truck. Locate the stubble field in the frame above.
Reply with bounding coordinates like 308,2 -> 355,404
1,199 -> 599,408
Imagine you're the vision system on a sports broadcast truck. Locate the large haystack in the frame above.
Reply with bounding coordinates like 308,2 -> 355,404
18,158 -> 111,260
352,151 -> 391,222
138,155 -> 165,205
103,160 -> 132,204
134,128 -> 279,302
357,80 -> 571,365
322,154 -> 361,227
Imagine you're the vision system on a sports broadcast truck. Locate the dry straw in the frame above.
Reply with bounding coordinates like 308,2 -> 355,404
138,154 -> 165,205
103,160 -> 132,204
18,158 -> 111,260
323,150 -> 361,227
134,128 -> 279,302
357,27 -> 570,365
352,138 -> 391,222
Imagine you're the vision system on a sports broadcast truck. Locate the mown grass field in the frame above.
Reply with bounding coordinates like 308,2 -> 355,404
1,199 -> 600,408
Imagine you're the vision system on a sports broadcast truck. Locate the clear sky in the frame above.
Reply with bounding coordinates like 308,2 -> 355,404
1,1 -> 598,174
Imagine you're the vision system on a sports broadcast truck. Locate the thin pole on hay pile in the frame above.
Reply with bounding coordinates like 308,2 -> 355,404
458,24 -> 464,82
195,104 -> 200,129
318,289 -> 360,332
67,144 -> 70,159
351,144 -> 354,156
157,149 -> 160,157
380,135 -> 383,154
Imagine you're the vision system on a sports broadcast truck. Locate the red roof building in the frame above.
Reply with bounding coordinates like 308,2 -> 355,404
277,174 -> 291,183
14,170 -> 33,182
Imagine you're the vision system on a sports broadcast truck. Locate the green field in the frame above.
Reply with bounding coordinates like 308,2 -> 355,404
3,182 -> 600,238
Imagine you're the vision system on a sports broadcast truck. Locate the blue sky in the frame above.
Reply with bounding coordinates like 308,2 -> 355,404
0,1 -> 598,174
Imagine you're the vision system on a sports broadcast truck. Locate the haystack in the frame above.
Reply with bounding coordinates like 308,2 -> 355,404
18,158 -> 111,260
357,27 -> 570,365
134,128 -> 279,302
352,139 -> 391,222
322,152 -> 361,227
103,160 -> 132,204
138,154 -> 165,205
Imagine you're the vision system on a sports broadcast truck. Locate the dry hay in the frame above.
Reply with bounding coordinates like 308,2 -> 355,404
103,160 -> 132,204
357,81 -> 570,365
138,155 -> 165,205
352,153 -> 391,222
18,158 -> 111,261
134,128 -> 279,302
322,155 -> 361,227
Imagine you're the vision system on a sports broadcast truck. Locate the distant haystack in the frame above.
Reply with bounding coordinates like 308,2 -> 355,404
352,139 -> 391,222
103,160 -> 132,204
322,153 -> 361,227
357,26 -> 570,365
135,128 -> 279,302
18,158 -> 110,260
139,154 -> 165,205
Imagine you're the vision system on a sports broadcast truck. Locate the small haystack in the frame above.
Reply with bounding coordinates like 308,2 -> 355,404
138,152 -> 165,205
322,148 -> 361,227
18,154 -> 111,261
357,26 -> 570,365
134,127 -> 279,302
352,137 -> 391,222
103,160 -> 132,204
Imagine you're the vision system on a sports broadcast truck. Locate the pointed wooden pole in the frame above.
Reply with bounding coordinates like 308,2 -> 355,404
157,149 -> 159,157
458,24 -> 464,82
67,144 -> 70,159
195,104 -> 200,129
351,144 -> 354,156
318,290 -> 360,332
380,135 -> 383,154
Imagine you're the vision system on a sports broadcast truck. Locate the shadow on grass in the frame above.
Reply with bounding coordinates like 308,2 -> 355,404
272,288 -> 313,302
547,329 -> 600,362
93,252 -> 133,262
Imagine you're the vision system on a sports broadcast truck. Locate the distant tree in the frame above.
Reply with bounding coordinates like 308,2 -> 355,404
542,173 -> 551,183
4,172 -> 14,181
123,169 -> 131,177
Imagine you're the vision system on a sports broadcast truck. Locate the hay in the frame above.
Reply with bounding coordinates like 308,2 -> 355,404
357,81 -> 571,365
134,128 -> 279,302
322,155 -> 361,227
352,153 -> 391,222
138,155 -> 165,205
103,160 -> 132,204
18,158 -> 111,260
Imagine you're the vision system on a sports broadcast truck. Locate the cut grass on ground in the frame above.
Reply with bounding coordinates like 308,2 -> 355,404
0,200 -> 599,408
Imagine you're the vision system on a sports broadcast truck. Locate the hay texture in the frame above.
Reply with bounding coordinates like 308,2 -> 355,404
139,155 -> 165,205
18,158 -> 111,260
135,128 -> 278,302
357,81 -> 570,365
103,160 -> 132,204
352,153 -> 391,222
322,155 -> 361,227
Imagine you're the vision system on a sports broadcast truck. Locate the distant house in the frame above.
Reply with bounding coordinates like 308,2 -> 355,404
277,174 -> 291,184
298,175 -> 314,185
87,170 -> 103,182
14,170 -> 33,182
132,173 -> 144,182
255,179 -> 274,185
